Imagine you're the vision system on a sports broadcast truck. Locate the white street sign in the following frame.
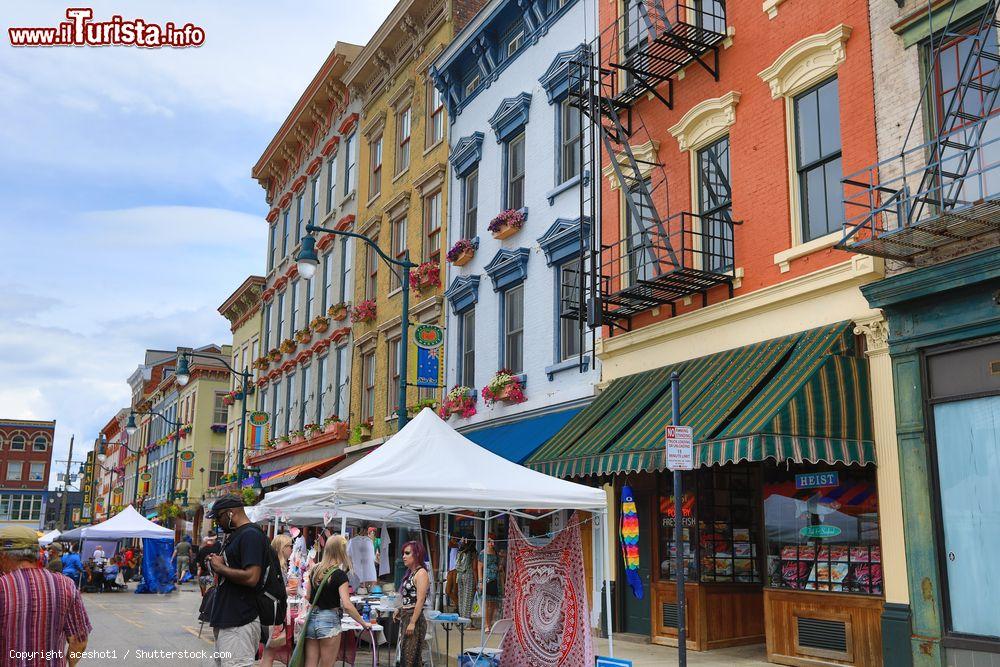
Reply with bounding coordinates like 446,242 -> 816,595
665,425 -> 694,471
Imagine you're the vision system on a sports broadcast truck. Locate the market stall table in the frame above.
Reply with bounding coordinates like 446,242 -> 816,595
426,614 -> 473,665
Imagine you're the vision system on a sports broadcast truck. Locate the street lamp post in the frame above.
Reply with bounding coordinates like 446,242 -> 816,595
127,409 -> 182,508
174,350 -> 254,487
296,226 -> 417,432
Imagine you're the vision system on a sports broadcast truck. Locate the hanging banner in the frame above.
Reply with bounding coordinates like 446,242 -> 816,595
247,411 -> 270,452
139,472 -> 151,496
415,345 -> 442,388
178,449 -> 195,480
82,451 -> 95,510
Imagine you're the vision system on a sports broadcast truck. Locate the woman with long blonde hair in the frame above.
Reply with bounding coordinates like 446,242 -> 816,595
304,535 -> 370,667
261,533 -> 296,667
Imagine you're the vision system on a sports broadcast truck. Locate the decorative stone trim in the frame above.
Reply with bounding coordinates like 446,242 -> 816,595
278,192 -> 293,209
316,233 -> 338,251
763,0 -> 786,20
489,92 -> 532,143
602,140 -> 660,190
538,44 -> 589,103
320,136 -> 340,156
667,91 -> 741,152
445,275 -> 481,314
335,214 -> 355,231
362,110 -> 387,139
382,189 -> 412,218
537,217 -> 590,266
266,208 -> 280,224
450,132 -> 485,178
338,112 -> 359,135
484,248 -> 530,292
388,78 -> 415,110
305,156 -> 323,176
759,24 -> 852,99
291,175 -> 307,193
413,162 -> 446,196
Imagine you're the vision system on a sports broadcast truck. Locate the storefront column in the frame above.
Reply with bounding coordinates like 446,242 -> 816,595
891,351 -> 945,667
855,316 -> 913,667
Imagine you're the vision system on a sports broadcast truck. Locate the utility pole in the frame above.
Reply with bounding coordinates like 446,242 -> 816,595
57,434 -> 74,531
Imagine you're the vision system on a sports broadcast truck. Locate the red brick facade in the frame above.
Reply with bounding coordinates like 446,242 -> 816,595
0,419 -> 55,492
598,0 -> 877,331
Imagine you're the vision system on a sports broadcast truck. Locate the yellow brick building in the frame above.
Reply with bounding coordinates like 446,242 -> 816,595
345,0 -> 486,443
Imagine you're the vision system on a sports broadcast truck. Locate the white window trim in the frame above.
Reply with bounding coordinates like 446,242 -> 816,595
668,91 -> 742,277
758,24 -> 852,271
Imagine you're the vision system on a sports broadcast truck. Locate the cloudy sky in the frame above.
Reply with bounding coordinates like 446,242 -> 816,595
0,1 -> 395,486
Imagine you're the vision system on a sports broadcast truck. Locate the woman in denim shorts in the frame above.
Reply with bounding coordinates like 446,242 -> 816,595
304,536 -> 371,665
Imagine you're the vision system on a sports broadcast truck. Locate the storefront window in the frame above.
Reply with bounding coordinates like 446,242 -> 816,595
657,469 -> 761,584
764,464 -> 881,595
697,467 -> 761,583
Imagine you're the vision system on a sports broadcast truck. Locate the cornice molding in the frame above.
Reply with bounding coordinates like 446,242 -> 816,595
668,91 -> 741,152
759,24 -> 852,99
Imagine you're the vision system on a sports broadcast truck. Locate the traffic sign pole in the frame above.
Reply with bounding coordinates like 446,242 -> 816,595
670,372 -> 687,667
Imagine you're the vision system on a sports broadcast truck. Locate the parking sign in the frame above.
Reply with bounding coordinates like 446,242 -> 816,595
665,425 -> 694,470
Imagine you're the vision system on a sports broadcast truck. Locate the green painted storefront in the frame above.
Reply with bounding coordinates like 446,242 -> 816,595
862,247 -> 1000,667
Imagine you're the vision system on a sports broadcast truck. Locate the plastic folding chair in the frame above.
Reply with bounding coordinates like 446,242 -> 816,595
461,618 -> 512,663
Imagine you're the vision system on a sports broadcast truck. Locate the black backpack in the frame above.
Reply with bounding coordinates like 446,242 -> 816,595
254,526 -> 288,626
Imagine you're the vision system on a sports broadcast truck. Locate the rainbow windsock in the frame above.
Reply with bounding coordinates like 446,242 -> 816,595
619,485 -> 644,599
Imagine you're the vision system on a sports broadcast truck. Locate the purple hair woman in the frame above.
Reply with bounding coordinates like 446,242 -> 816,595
394,541 -> 429,666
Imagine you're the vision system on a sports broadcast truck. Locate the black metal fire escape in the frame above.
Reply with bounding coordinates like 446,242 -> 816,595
840,0 -> 1000,261
567,1 -> 734,336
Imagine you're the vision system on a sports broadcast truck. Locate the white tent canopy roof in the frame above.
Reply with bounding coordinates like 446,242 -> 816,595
264,408 -> 607,514
246,502 -> 420,528
80,505 -> 174,540
39,529 -> 60,545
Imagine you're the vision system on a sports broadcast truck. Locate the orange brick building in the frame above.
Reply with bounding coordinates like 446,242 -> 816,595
526,3 -> 907,666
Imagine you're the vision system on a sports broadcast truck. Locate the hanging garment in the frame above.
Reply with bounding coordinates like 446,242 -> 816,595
346,535 -> 377,588
455,549 -> 477,619
500,513 -> 593,666
378,524 -> 392,577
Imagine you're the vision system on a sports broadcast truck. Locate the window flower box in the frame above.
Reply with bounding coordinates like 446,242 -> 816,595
294,328 -> 313,345
351,299 -> 377,324
267,348 -> 282,362
310,315 -> 331,333
407,398 -> 439,417
322,417 -> 349,440
328,302 -> 350,322
210,424 -> 227,434
277,435 -> 291,448
304,423 -> 321,438
439,386 -> 477,419
410,260 -> 442,291
360,418 -> 374,438
488,209 -> 526,240
290,430 -> 305,445
253,356 -> 270,371
447,239 -> 477,266
279,338 -> 296,354
482,369 -> 527,406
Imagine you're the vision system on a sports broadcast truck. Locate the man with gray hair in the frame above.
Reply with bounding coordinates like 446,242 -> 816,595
0,526 -> 91,667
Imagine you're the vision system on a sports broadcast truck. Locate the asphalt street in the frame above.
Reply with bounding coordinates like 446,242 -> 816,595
79,580 -> 218,667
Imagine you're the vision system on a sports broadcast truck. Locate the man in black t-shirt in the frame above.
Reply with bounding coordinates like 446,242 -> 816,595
196,534 -> 223,596
205,495 -> 269,667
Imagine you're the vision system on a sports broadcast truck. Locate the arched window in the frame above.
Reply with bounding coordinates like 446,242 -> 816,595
33,436 -> 47,451
10,435 -> 25,451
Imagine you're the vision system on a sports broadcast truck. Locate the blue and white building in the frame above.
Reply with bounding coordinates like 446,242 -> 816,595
431,0 -> 598,462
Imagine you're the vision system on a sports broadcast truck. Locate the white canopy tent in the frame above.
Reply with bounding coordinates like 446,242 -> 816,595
246,502 -> 421,529
80,505 -> 174,540
39,529 -> 61,546
264,408 -> 615,655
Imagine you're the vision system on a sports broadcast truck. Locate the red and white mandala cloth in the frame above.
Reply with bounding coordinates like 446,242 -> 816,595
500,512 -> 593,667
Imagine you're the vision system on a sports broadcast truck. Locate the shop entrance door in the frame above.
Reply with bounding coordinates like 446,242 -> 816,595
618,484 -> 653,636
928,340 -> 1000,641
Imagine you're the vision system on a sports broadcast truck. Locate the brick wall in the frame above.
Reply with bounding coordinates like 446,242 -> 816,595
0,421 -> 55,492
452,0 -> 490,32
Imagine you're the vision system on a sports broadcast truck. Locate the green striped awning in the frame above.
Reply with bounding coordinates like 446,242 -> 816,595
526,322 -> 876,478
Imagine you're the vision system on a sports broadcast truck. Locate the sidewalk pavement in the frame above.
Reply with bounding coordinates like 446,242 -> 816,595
434,627 -> 771,666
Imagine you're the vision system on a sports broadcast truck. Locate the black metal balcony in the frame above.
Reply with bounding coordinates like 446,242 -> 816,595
596,211 -> 738,331
603,0 -> 728,108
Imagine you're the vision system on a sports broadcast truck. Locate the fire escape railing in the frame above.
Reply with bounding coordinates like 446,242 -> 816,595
568,1 -> 737,335
839,0 -> 1000,261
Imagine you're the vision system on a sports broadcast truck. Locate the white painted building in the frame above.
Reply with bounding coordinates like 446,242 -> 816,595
432,0 -> 599,459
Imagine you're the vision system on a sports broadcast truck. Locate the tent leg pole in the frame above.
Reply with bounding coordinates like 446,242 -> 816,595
440,512 -> 449,612
602,507 -> 614,657
482,510 -> 490,649
341,516 -> 348,537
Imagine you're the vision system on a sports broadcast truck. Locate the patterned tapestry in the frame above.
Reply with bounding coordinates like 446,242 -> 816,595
500,512 -> 593,667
